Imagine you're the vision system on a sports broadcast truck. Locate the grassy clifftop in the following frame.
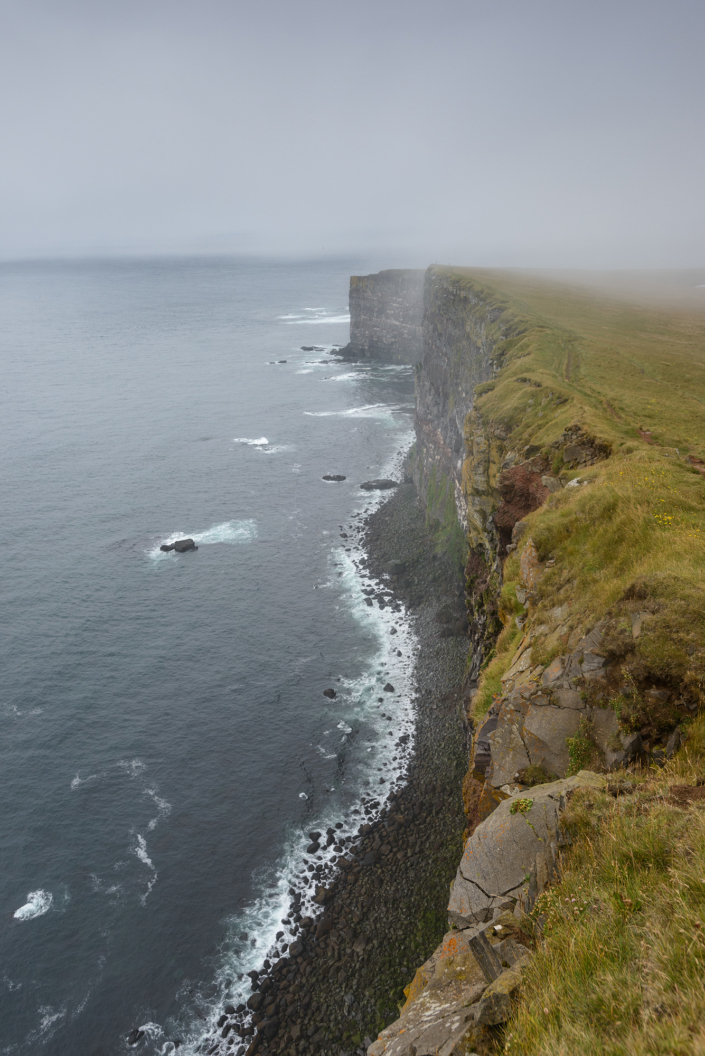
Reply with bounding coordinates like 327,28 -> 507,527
439,267 -> 705,723
445,268 -> 705,1054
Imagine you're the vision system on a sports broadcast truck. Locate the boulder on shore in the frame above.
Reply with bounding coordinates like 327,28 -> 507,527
160,538 -> 197,553
359,479 -> 398,491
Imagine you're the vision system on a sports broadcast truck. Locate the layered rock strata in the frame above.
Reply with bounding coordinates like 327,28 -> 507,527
342,270 -> 425,364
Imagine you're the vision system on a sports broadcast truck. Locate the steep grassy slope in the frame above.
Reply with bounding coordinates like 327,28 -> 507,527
440,269 -> 705,1054
439,268 -> 705,725
502,718 -> 705,1056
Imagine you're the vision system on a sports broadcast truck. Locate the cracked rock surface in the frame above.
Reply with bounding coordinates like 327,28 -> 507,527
448,771 -> 606,928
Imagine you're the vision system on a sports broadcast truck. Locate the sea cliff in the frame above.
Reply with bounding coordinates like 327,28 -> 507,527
342,269 -> 424,364
365,266 -> 705,1056
208,267 -> 705,1056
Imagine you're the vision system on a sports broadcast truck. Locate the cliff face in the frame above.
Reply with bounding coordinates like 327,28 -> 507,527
409,268 -> 534,671
366,267 -> 705,1056
344,269 -> 425,364
411,267 -> 505,531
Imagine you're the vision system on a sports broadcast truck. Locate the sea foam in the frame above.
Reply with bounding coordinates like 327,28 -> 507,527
14,890 -> 53,921
149,520 -> 257,559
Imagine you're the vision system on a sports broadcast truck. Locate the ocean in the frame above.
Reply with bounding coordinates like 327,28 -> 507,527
0,257 -> 418,1054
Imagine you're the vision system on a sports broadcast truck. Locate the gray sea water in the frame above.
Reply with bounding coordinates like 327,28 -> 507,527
0,257 -> 418,1054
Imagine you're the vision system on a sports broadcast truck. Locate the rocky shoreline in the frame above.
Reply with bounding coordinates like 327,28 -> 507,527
202,481 -> 475,1056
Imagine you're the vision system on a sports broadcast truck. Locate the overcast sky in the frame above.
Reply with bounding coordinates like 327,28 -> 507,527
1,0 -> 703,266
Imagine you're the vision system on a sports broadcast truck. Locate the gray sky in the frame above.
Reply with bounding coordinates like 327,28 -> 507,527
1,0 -> 703,266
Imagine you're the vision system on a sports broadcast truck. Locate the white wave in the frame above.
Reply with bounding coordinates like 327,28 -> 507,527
70,772 -> 100,789
37,1005 -> 66,1034
298,792 -> 308,800
259,444 -> 293,455
149,519 -> 257,559
193,520 -> 257,545
316,745 -> 337,760
146,788 -> 172,831
233,436 -> 269,446
324,372 -> 359,382
14,890 -> 53,921
304,403 -> 408,420
137,1022 -> 164,1040
118,758 -> 146,778
135,834 -> 155,872
286,313 -> 350,325
337,721 -> 352,735
3,703 -> 43,717
296,369 -> 313,374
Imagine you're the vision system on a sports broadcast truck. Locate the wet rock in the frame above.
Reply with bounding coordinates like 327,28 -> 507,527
384,560 -> 406,576
383,683 -> 395,693
127,1028 -> 145,1046
322,474 -> 347,482
359,479 -> 399,491
160,538 -> 197,553
323,688 -> 337,699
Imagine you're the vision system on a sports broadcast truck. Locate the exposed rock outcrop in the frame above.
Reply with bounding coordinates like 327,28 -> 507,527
447,771 -> 605,928
160,538 -> 197,553
368,912 -> 531,1056
342,269 -> 425,364
368,772 -> 605,1056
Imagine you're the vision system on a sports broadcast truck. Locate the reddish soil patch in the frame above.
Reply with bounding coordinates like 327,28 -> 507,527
669,784 -> 705,806
495,462 -> 549,553
638,429 -> 654,444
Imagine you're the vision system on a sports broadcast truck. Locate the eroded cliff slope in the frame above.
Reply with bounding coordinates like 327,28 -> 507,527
370,268 -> 705,1056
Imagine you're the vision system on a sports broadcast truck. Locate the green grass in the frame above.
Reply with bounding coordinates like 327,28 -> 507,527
499,718 -> 705,1055
447,268 -> 705,724
434,268 -> 705,1051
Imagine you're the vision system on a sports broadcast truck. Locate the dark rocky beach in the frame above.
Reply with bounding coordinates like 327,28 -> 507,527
201,481 -> 473,1056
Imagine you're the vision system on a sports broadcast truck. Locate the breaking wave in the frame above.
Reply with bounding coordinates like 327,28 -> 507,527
14,890 -> 53,921
304,403 -> 412,420
148,520 -> 257,559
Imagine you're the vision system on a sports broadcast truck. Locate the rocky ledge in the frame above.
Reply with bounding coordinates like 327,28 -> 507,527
368,771 -> 604,1056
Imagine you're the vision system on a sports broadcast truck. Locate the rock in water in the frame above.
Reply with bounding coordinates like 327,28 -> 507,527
323,688 -> 337,699
322,474 -> 347,482
359,479 -> 399,491
160,538 -> 197,553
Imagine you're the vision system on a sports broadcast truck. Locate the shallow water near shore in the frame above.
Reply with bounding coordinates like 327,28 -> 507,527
0,257 -> 418,1054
